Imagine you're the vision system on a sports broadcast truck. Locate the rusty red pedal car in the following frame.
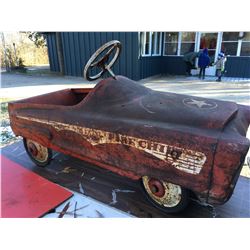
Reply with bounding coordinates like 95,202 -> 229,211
8,40 -> 250,213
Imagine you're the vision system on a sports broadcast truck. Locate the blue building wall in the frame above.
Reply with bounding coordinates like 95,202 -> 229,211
224,57 -> 250,78
138,56 -> 163,79
152,56 -> 250,77
161,57 -> 186,75
46,32 -> 250,80
46,33 -> 60,72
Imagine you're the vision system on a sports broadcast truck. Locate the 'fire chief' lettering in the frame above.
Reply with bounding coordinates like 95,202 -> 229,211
17,115 -> 206,175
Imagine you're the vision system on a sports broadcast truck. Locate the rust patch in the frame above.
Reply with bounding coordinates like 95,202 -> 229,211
17,115 -> 207,175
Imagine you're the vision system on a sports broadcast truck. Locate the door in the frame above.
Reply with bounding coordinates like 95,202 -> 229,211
195,32 -> 222,76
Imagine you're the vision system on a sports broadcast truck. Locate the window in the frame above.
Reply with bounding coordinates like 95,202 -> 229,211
180,32 -> 195,55
140,32 -> 151,56
140,32 -> 250,58
221,32 -> 250,57
199,33 -> 217,60
240,32 -> 250,56
221,32 -> 239,56
152,32 -> 162,55
140,32 -> 162,56
163,32 -> 196,56
164,32 -> 178,55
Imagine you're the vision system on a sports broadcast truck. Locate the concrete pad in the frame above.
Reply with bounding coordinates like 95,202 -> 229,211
0,72 -> 97,99
43,191 -> 134,218
140,75 -> 250,106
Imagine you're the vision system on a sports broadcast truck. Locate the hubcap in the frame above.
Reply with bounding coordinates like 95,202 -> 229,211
26,139 -> 49,163
142,176 -> 182,208
148,178 -> 165,198
28,142 -> 38,157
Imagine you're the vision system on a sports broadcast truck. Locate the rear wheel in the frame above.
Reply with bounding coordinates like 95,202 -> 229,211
23,138 -> 52,167
142,176 -> 190,213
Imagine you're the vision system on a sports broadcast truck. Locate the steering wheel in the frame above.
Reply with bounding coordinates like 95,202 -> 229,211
83,40 -> 122,81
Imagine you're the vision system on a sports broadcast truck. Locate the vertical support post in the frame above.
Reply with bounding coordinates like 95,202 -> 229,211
195,32 -> 201,52
149,32 -> 152,56
55,32 -> 65,75
236,32 -> 243,56
215,32 -> 223,61
177,32 -> 182,56
194,32 -> 201,69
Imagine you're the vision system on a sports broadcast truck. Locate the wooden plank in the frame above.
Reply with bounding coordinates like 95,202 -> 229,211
2,141 -> 249,218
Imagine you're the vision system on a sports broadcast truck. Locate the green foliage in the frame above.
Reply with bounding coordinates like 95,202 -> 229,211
1,32 -> 48,67
2,46 -> 25,68
27,32 -> 46,48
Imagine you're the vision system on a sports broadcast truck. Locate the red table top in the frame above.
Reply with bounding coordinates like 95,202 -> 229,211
1,155 -> 72,218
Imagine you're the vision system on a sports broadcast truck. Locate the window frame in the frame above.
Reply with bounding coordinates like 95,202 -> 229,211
140,32 -> 162,57
179,32 -> 196,56
151,32 -> 162,56
141,32 -> 250,58
221,32 -> 240,56
163,32 -> 179,57
240,32 -> 250,57
163,32 -> 197,56
140,32 -> 151,57
240,40 -> 250,57
221,32 -> 250,57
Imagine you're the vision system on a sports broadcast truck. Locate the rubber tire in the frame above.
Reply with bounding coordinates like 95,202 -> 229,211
23,138 -> 52,167
141,178 -> 190,214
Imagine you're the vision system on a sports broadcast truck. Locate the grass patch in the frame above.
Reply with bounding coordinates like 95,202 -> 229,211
0,98 -> 21,147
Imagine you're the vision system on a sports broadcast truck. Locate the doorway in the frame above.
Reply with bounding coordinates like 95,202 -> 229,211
194,32 -> 222,76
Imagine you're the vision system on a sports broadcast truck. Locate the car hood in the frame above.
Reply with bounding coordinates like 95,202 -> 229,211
82,76 -> 239,131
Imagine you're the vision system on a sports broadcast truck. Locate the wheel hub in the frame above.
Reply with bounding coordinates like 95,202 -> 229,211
28,142 -> 38,157
142,176 -> 182,208
148,179 -> 165,198
26,139 -> 49,163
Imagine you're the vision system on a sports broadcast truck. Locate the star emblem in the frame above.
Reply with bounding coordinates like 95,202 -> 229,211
183,98 -> 217,109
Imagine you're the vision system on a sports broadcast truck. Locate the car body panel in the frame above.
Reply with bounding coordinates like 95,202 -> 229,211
8,76 -> 250,205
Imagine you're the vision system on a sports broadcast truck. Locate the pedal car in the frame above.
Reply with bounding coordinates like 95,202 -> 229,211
8,40 -> 250,213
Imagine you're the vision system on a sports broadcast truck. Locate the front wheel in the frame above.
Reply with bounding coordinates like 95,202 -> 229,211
23,138 -> 52,167
141,176 -> 190,213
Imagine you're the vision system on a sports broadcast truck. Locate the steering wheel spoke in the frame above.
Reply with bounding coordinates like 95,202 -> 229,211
83,40 -> 121,81
106,45 -> 115,57
90,61 -> 99,67
104,64 -> 116,80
